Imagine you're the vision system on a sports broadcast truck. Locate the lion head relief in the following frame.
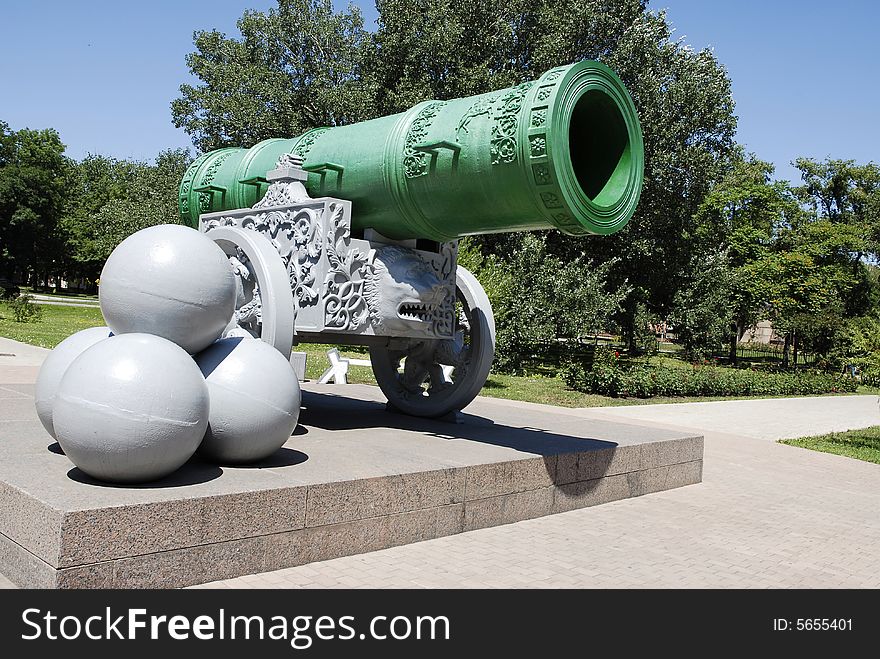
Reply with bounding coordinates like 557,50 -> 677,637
363,245 -> 449,333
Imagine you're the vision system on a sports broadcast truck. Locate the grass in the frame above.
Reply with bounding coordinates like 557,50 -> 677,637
2,301 -> 876,407
0,302 -> 105,348
781,426 -> 880,465
302,343 -> 377,384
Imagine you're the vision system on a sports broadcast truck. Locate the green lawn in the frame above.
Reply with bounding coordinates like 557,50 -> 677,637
2,300 -> 876,407
0,303 -> 105,349
302,343 -> 376,383
781,427 -> 880,465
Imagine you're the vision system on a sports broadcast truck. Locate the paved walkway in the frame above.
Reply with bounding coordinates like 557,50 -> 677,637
0,337 -> 48,385
593,395 -> 880,440
0,336 -> 49,362
2,338 -> 879,588
27,294 -> 100,308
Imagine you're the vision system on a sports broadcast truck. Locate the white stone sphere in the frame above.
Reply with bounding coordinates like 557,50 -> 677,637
99,224 -> 236,354
194,337 -> 301,464
34,326 -> 114,439
53,333 -> 210,483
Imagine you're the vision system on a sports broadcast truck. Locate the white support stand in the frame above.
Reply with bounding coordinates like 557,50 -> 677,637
318,348 -> 372,385
289,351 -> 307,381
318,349 -> 453,386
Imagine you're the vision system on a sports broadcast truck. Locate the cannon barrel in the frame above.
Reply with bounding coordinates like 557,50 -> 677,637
179,60 -> 643,242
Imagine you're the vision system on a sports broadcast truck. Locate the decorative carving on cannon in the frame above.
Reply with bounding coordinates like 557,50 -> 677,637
180,60 -> 644,418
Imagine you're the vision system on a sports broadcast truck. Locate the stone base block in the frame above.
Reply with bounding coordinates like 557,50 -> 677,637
0,383 -> 702,588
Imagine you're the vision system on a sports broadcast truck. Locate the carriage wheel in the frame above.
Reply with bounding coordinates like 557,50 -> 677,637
207,226 -> 295,359
370,266 -> 495,417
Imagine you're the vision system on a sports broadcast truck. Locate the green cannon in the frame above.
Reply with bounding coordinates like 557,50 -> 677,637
181,60 -> 643,417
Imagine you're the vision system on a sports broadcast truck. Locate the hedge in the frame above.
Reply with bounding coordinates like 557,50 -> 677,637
561,360 -> 858,398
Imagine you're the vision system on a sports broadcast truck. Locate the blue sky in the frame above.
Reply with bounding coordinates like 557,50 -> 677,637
1,1 -> 877,183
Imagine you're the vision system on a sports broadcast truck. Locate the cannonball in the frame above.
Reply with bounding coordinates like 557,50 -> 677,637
52,333 -> 210,483
194,337 -> 301,464
34,326 -> 114,439
99,224 -> 236,354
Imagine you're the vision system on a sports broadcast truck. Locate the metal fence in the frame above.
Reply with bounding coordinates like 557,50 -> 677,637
519,338 -> 815,372
714,343 -> 816,366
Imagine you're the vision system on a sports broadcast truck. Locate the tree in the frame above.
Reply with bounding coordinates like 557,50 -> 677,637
0,123 -> 70,284
671,154 -> 878,367
668,251 -> 734,361
538,2 -> 737,347
829,311 -> 880,383
782,157 -> 879,363
0,120 -> 14,276
370,0 -> 528,114
744,244 -> 861,367
794,158 -> 880,234
61,154 -> 142,270
63,149 -> 193,281
370,0 -> 653,114
673,154 -> 798,361
171,0 -> 376,152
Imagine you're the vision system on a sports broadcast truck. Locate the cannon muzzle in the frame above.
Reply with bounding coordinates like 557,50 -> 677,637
179,60 -> 643,242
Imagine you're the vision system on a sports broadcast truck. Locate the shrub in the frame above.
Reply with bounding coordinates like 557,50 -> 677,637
562,350 -> 857,398
8,294 -> 43,323
460,235 -> 630,375
828,315 -> 880,386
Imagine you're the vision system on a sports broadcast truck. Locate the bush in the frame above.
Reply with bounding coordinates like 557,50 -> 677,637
562,348 -> 857,398
460,235 -> 630,375
8,294 -> 43,323
828,315 -> 880,386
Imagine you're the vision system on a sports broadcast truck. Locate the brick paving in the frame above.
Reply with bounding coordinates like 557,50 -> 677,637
196,403 -> 880,588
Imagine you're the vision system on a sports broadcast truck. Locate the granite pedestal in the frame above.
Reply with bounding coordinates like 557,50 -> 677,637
0,382 -> 703,588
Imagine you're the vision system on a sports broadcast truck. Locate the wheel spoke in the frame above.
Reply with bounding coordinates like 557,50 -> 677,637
401,355 -> 429,392
427,363 -> 453,392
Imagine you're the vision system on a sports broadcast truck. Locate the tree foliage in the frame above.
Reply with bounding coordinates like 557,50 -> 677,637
0,121 -> 191,288
171,0 -> 377,152
62,149 -> 193,278
0,123 -> 70,280
670,153 -> 880,363
668,251 -> 734,360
